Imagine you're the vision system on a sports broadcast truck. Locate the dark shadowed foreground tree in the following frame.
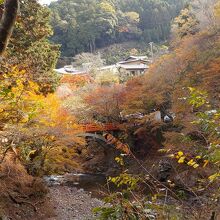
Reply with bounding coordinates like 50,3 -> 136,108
0,0 -> 19,55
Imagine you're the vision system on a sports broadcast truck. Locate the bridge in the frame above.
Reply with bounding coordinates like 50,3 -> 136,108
77,110 -> 162,133
76,111 -> 163,154
78,123 -> 123,132
76,123 -> 130,154
76,132 -> 130,154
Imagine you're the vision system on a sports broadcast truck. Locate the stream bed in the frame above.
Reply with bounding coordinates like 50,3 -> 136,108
43,173 -> 109,220
44,173 -> 109,198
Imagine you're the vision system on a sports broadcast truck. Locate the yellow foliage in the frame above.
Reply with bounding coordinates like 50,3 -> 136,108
187,159 -> 196,166
176,151 -> 184,159
115,156 -> 124,166
99,1 -> 116,14
38,94 -> 82,137
0,67 -> 44,124
109,173 -> 139,190
203,160 -> 209,167
38,94 -> 61,127
186,158 -> 199,168
125,12 -> 140,23
42,146 -> 79,175
208,172 -> 220,182
95,70 -> 119,85
0,66 -> 84,175
178,156 -> 185,163
214,1 -> 220,18
192,163 -> 199,169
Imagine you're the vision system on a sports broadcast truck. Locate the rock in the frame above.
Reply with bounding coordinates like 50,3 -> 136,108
164,115 -> 173,123
157,159 -> 172,182
43,175 -> 65,186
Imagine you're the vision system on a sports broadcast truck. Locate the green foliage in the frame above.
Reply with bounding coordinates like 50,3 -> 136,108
109,173 -> 139,190
50,0 -> 118,56
167,89 -> 220,186
93,191 -> 157,220
188,87 -> 208,108
49,0 -> 186,57
93,206 -> 122,220
188,87 -> 220,141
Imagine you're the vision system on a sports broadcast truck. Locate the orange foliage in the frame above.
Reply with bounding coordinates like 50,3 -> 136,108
104,133 -> 130,155
123,30 -> 220,118
83,84 -> 126,122
37,94 -> 83,142
60,74 -> 93,90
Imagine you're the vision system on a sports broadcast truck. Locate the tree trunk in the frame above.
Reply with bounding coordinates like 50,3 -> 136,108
0,0 -> 19,56
89,41 -> 92,53
92,39 -> 96,52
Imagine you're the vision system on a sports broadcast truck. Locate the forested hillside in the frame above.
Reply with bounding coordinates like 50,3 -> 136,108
49,0 -> 186,57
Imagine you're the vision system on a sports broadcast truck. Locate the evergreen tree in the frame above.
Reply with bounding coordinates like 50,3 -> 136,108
49,0 -> 187,57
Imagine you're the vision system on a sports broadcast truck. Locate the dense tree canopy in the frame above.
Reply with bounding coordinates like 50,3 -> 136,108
1,0 -> 60,94
49,0 -> 187,57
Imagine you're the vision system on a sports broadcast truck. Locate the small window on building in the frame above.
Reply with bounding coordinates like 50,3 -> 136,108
131,71 -> 135,75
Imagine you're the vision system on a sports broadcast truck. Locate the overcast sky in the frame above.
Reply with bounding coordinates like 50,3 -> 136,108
38,0 -> 57,5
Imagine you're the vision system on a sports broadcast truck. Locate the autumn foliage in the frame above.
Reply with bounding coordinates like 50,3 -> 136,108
60,74 -> 93,90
